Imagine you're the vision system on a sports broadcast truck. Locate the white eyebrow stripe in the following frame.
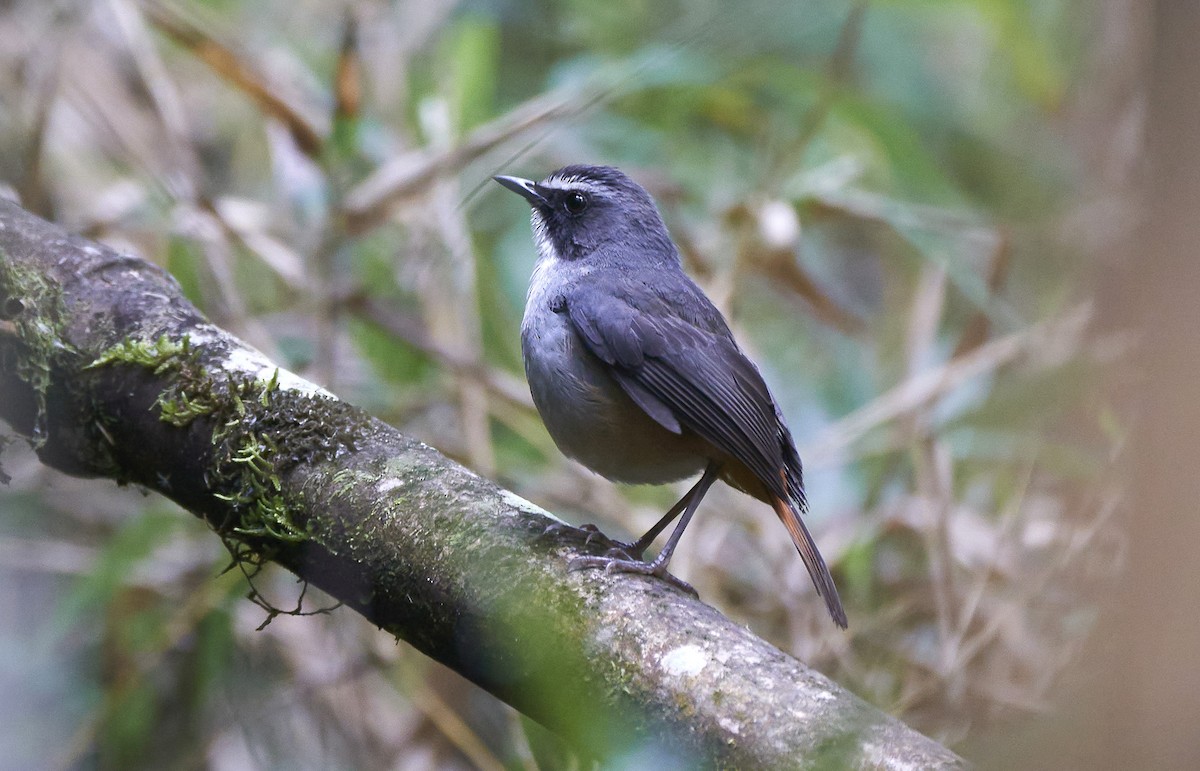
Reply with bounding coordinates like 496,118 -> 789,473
540,176 -> 606,195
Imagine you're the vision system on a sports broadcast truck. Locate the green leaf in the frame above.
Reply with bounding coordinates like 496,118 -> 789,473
442,15 -> 500,133
825,94 -> 962,204
189,607 -> 235,712
347,317 -> 435,388
165,236 -> 207,310
101,678 -> 160,768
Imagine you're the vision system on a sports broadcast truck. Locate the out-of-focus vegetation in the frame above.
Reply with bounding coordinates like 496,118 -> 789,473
0,0 -> 1136,767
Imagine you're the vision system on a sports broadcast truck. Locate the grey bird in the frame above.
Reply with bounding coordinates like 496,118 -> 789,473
495,164 -> 847,628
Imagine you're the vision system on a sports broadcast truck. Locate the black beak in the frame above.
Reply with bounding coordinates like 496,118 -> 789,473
493,175 -> 547,206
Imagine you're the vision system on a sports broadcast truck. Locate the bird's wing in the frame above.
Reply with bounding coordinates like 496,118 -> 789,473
564,287 -> 789,501
565,286 -> 847,627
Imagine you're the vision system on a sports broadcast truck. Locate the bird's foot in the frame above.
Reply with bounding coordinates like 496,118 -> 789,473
537,522 -> 639,559
568,554 -> 698,598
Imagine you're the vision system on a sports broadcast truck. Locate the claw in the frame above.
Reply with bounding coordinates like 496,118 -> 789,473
536,521 -> 600,547
541,522 -> 696,593
568,554 -> 699,598
580,525 -> 606,548
537,521 -> 588,540
537,522 -> 639,557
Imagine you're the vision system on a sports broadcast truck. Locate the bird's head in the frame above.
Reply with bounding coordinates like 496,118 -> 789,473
494,164 -> 677,266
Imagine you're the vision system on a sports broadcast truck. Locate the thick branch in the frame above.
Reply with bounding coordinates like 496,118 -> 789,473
0,199 -> 964,768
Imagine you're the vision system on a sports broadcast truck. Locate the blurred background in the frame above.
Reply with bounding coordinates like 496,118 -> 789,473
0,0 -> 1185,768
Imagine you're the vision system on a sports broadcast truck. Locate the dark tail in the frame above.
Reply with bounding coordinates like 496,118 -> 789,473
770,493 -> 848,628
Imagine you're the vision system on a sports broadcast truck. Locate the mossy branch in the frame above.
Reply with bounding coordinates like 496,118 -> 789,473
0,199 -> 965,768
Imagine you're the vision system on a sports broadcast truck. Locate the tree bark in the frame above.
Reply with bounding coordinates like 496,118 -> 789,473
0,199 -> 965,768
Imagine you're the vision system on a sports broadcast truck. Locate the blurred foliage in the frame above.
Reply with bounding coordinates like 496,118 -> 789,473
0,0 -> 1133,767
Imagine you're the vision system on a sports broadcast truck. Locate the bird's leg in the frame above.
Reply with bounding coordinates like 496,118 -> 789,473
640,462 -> 720,575
569,462 -> 722,596
537,474 -> 700,559
623,476 -> 703,560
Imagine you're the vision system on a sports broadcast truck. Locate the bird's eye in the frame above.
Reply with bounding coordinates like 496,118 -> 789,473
563,191 -> 588,214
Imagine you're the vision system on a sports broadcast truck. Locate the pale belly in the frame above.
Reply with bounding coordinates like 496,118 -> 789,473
521,303 -> 707,485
